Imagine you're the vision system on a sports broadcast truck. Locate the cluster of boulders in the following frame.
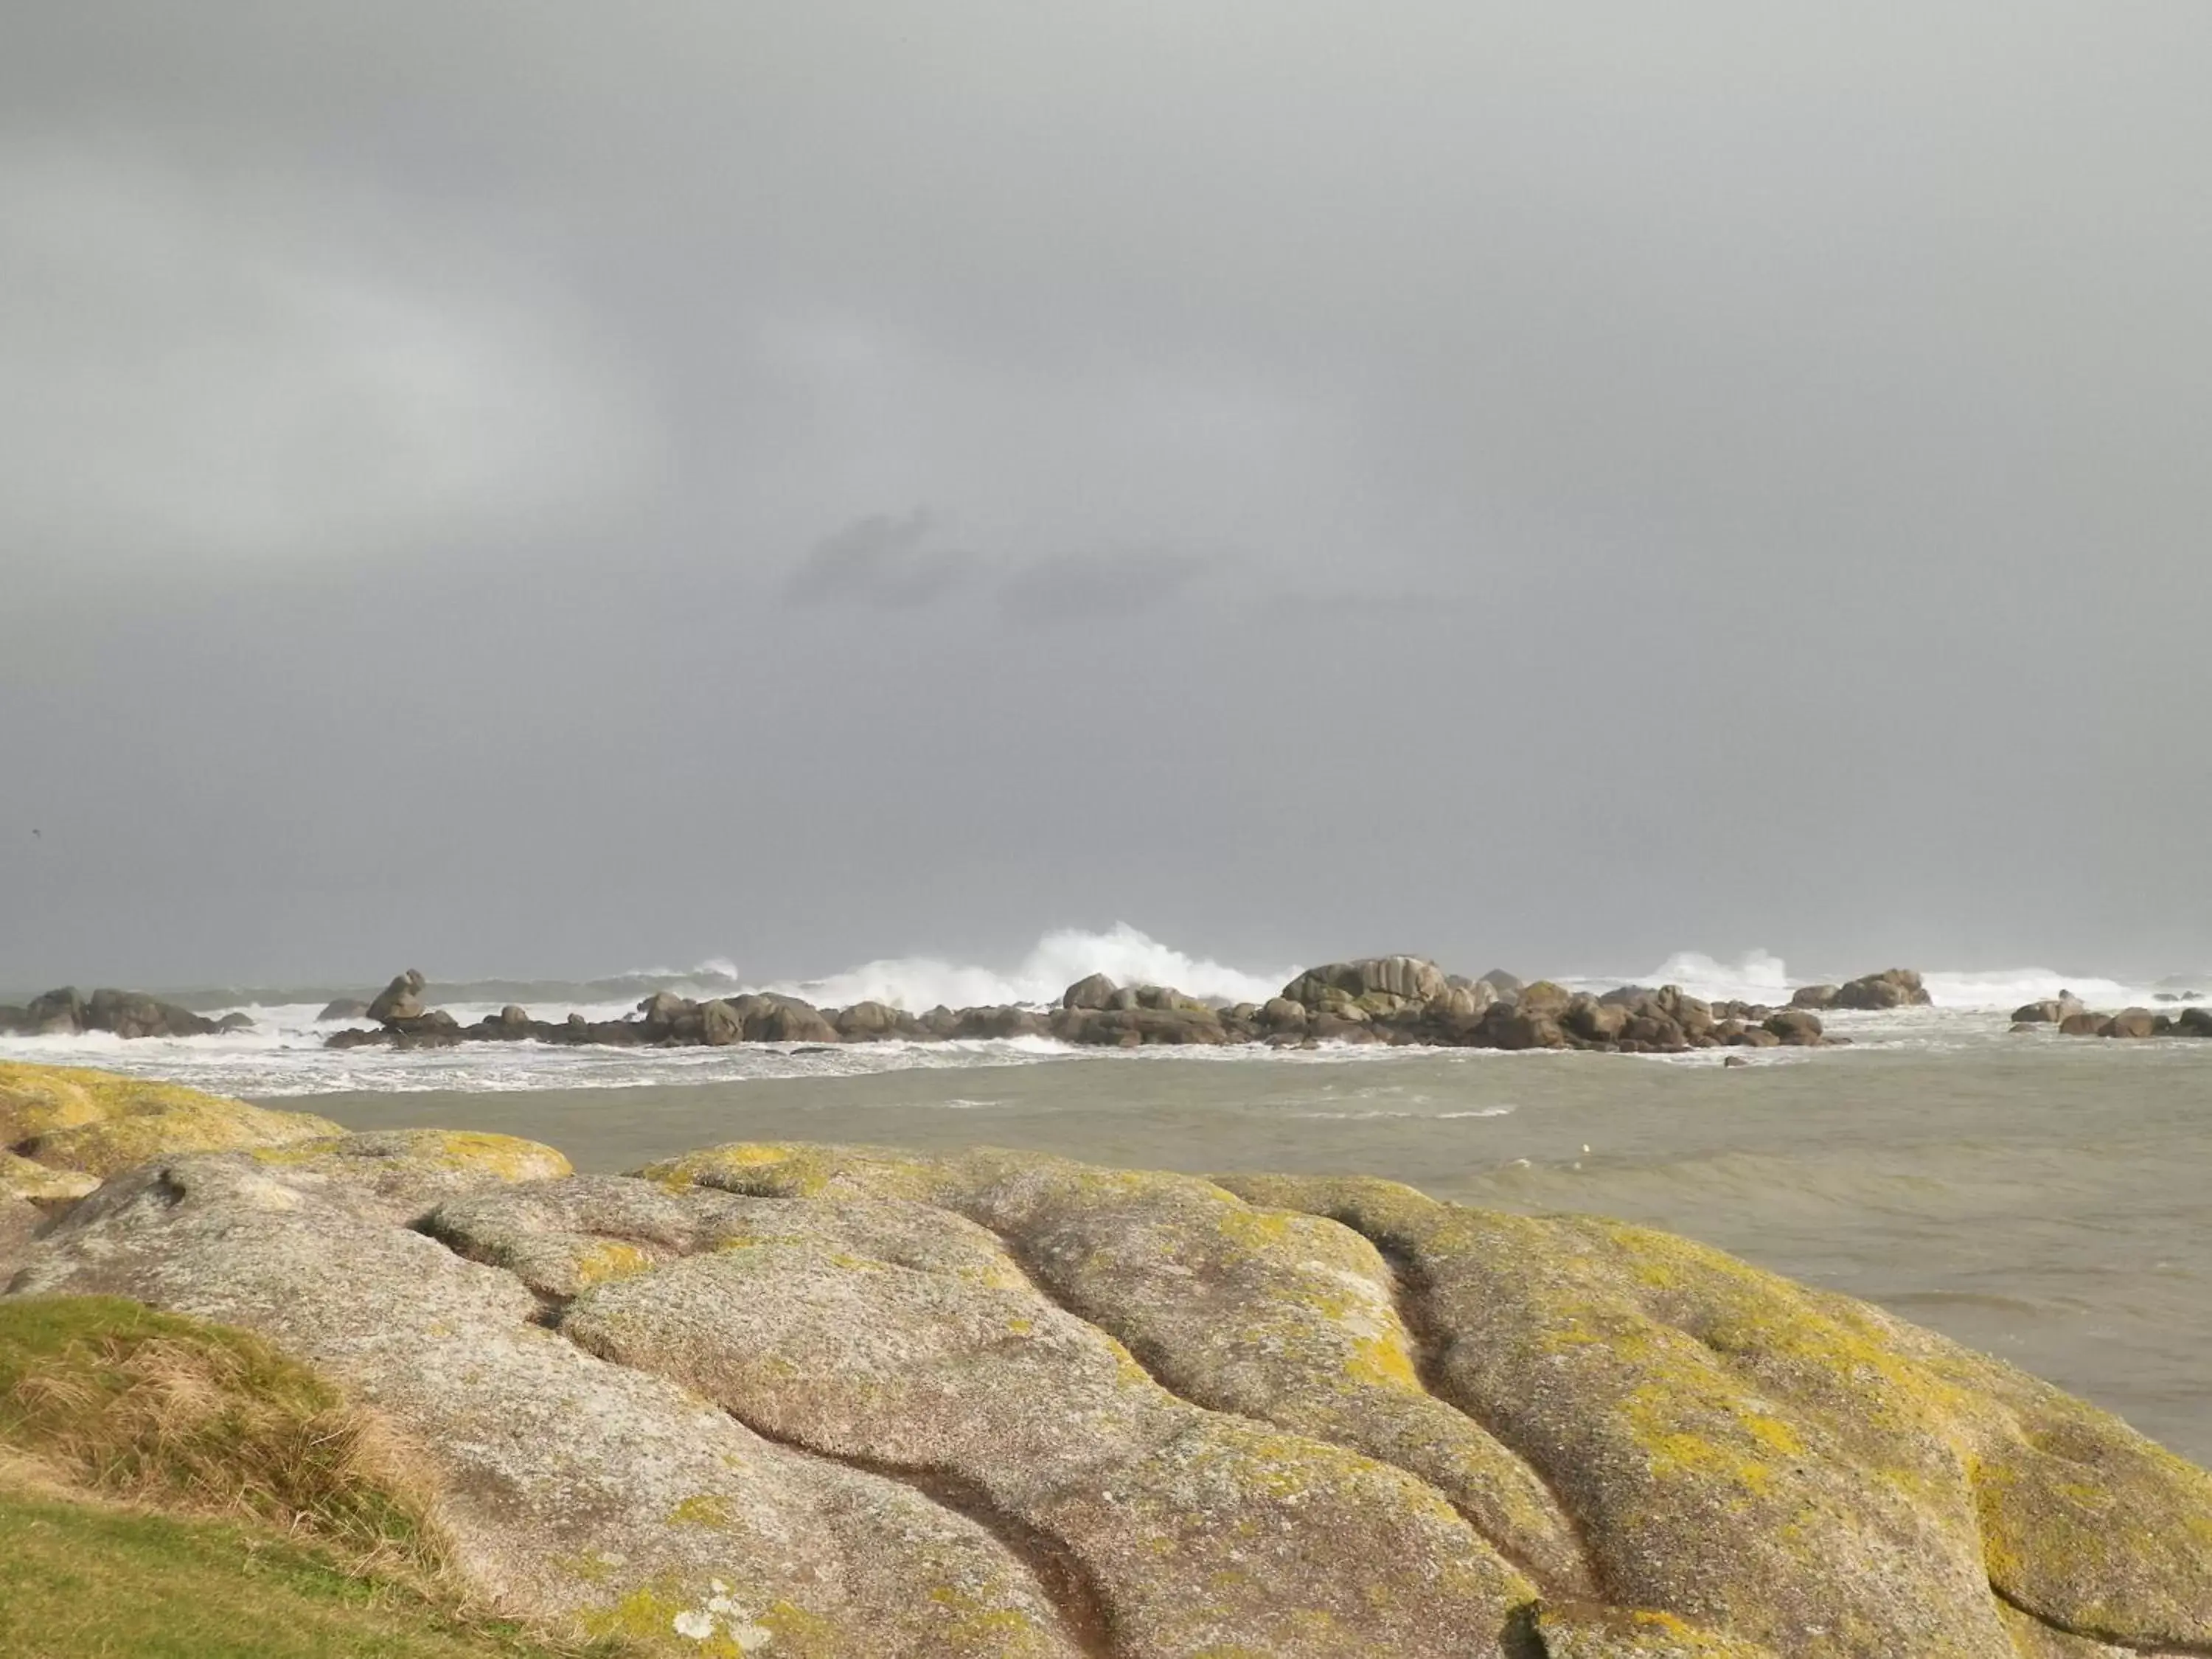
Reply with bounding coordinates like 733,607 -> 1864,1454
2010,991 -> 2212,1040
320,957 -> 1874,1056
1785,967 -> 1935,1011
0,986 -> 252,1040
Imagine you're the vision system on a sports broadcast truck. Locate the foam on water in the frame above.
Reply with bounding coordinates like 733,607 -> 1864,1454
4,930 -> 2206,1096
731,923 -> 1295,1012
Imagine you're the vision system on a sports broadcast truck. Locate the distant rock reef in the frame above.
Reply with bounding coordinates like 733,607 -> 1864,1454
4,1059 -> 2211,1656
10,959 -> 2205,1054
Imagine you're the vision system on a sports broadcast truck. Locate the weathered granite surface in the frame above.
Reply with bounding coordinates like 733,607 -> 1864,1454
4,1064 -> 2211,1656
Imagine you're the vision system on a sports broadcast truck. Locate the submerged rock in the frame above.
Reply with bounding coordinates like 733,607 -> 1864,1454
6,1098 -> 2211,1656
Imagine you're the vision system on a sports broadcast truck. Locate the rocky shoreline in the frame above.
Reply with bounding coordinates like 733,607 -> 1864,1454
8,958 -> 2208,1059
4,1058 -> 2211,1657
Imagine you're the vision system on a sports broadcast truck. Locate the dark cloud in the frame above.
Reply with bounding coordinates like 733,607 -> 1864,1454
2,3 -> 2210,984
785,510 -> 980,608
998,551 -> 1211,625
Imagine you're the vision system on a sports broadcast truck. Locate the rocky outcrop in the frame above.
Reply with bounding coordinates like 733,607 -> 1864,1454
317,995 -> 373,1020
364,969 -> 428,1023
1060,972 -> 1120,1010
2045,1004 -> 2211,1039
36,956 -> 2205,1059
0,986 -> 222,1038
1828,967 -> 1933,1010
1281,956 -> 1448,1016
7,1101 -> 2208,1658
0,1061 -> 341,1183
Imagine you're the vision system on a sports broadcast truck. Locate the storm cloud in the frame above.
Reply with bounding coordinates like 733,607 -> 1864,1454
1,3 -> 2208,987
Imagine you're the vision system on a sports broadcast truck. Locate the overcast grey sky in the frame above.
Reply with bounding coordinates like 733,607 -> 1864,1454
3,3 -> 2208,989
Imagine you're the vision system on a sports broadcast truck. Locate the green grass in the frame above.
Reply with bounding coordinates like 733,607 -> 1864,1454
0,1488 -> 604,1658
0,1295 -> 633,1658
0,1295 -> 433,1566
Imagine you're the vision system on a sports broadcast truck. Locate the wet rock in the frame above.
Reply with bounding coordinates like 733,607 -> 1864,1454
23,987 -> 87,1035
215,1011 -> 256,1032
1566,996 -> 1631,1043
950,1004 -> 1043,1040
364,970 -> 427,1024
1258,995 -> 1310,1032
1065,1006 -> 1225,1046
1480,1002 -> 1568,1051
1514,980 -> 1575,1018
1829,968 -> 1933,1010
636,990 -> 698,1038
1060,972 -> 1120,1010
1477,968 -> 1526,998
1788,984 -> 1839,1009
83,989 -> 221,1039
1761,1009 -> 1825,1046
832,1000 -> 914,1040
1283,956 -> 1448,1015
317,996 -> 372,1021
2104,1009 -> 2160,1039
698,998 -> 745,1046
1427,980 -> 1496,1019
1652,987 -> 1715,1037
2177,1006 -> 2212,1037
2059,1012 -> 2107,1037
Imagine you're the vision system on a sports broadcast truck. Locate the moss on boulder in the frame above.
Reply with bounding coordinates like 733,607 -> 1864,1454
4,1085 -> 2209,1657
1,1062 -> 341,1180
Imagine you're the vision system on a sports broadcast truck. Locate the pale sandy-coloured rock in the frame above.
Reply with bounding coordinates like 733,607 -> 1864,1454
7,1094 -> 2211,1658
0,1061 -> 341,1179
10,1149 -> 1080,1658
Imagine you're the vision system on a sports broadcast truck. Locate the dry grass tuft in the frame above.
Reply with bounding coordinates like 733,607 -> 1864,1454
0,1295 -> 443,1575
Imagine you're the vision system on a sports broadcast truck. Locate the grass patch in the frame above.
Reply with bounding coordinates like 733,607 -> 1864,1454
0,1295 -> 634,1656
0,1486 -> 611,1658
0,1295 -> 434,1569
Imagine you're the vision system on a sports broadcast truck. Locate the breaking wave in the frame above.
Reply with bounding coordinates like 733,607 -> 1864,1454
667,924 -> 1295,1013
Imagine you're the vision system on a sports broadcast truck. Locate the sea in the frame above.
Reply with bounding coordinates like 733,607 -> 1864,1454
5,927 -> 2208,1465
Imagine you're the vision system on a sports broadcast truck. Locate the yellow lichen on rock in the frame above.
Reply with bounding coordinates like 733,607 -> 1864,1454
254,1129 -> 573,1184
645,1143 -> 1592,1597
1,1150 -> 98,1205
9,1112 -> 2212,1658
0,1062 -> 342,1180
1531,1601 -> 1783,1658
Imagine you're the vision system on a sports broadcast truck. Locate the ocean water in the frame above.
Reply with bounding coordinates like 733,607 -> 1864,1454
3,933 -> 2201,1099
6,932 -> 2209,1463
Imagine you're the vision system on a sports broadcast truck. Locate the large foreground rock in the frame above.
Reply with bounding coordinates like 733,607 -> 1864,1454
8,1089 -> 2209,1655
0,1061 -> 340,1180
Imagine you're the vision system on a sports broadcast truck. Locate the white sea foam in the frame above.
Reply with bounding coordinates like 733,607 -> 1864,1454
1564,949 -> 2202,1014
4,929 -> 2208,1096
739,924 -> 1295,1012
